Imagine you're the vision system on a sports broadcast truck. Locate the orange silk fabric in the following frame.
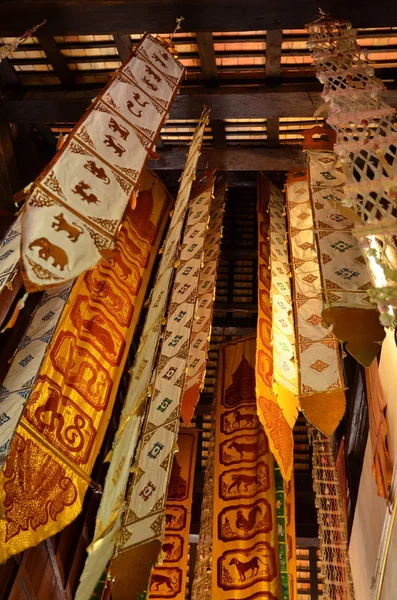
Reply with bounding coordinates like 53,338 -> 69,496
0,170 -> 171,563
256,174 -> 294,481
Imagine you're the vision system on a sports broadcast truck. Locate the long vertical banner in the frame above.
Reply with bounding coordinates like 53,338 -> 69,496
286,169 -> 345,437
274,464 -> 297,600
256,174 -> 294,482
76,115 -> 210,600
0,170 -> 171,563
212,336 -> 281,600
305,141 -> 383,366
21,34 -> 184,291
111,164 -> 213,600
181,179 -> 226,424
147,428 -> 198,600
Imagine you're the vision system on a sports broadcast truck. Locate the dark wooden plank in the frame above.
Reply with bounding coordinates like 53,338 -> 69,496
214,302 -> 258,313
0,59 -> 20,88
265,29 -> 282,80
0,1 -> 396,35
2,85 -> 332,123
309,546 -> 320,600
36,34 -> 75,86
45,541 -> 69,600
196,32 -> 218,84
149,147 -> 305,171
0,120 -> 20,210
113,33 -> 133,62
266,116 -> 280,147
210,119 -> 227,149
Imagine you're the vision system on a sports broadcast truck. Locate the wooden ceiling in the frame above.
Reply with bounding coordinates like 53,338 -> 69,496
1,3 -> 397,173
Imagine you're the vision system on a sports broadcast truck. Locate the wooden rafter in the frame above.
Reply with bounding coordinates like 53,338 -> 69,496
211,119 -> 227,149
113,33 -> 133,62
265,29 -> 282,147
0,1 -> 396,35
36,34 -> 76,86
196,32 -> 218,84
151,147 -> 305,171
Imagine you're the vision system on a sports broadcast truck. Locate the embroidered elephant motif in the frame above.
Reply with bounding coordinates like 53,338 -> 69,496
29,237 -> 68,271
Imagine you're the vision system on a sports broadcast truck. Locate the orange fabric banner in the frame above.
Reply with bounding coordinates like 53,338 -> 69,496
256,174 -> 294,481
212,336 -> 281,600
365,359 -> 393,500
148,428 -> 198,600
0,170 -> 172,563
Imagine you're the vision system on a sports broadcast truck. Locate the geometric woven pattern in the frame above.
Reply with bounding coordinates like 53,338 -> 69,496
309,426 -> 355,600
307,14 -> 397,325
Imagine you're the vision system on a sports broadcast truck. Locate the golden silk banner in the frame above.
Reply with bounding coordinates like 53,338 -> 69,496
286,170 -> 345,437
0,215 -> 21,293
21,34 -> 184,291
305,142 -> 383,367
181,179 -> 226,424
75,115 -> 209,600
212,336 -> 281,600
147,428 -> 198,600
111,167 -> 213,600
0,169 -> 171,563
257,174 -> 294,482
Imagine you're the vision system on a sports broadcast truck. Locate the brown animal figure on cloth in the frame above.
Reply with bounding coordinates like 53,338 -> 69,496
230,556 -> 269,581
72,181 -> 100,205
235,505 -> 263,534
81,314 -> 115,355
108,117 -> 130,140
29,237 -> 68,271
227,474 -> 263,493
228,438 -> 258,459
84,160 -> 110,184
150,574 -> 177,592
52,213 -> 84,242
104,134 -> 126,157
233,410 -> 258,429
162,542 -> 175,560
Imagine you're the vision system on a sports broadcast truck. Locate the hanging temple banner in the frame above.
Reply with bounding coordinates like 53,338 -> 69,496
302,128 -> 384,366
181,180 -> 226,424
212,336 -> 282,600
0,169 -> 171,563
75,115 -> 210,600
285,170 -> 346,437
256,174 -> 295,482
21,34 -> 184,292
110,144 -> 212,600
147,428 -> 198,600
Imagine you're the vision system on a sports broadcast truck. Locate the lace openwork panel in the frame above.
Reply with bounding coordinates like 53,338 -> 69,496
307,14 -> 397,326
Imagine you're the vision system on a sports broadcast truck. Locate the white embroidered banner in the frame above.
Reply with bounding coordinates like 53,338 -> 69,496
180,179 -> 225,424
21,34 -> 184,292
0,282 -> 73,466
306,147 -> 383,366
110,173 -> 214,600
0,216 -> 21,294
75,114 -> 210,600
286,170 -> 345,436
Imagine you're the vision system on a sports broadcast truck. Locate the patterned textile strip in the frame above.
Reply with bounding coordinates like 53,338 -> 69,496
21,34 -> 184,292
181,179 -> 226,424
212,336 -> 281,600
308,426 -> 355,600
305,141 -> 384,366
306,16 -> 397,325
270,180 -> 299,428
286,169 -> 346,437
191,415 -> 215,600
274,464 -> 297,600
0,215 -> 21,293
0,281 -> 73,467
110,168 -> 213,600
0,169 -> 171,563
257,173 -> 294,482
147,428 -> 198,600
365,359 -> 393,500
75,115 -> 209,600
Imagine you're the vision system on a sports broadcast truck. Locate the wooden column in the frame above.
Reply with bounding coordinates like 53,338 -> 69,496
265,29 -> 282,147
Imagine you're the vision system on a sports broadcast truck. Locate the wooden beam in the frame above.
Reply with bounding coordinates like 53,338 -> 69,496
113,33 -> 133,62
0,59 -> 20,87
11,84 -> 397,123
265,29 -> 282,80
211,119 -> 227,148
0,1 -> 396,35
196,32 -> 218,84
36,34 -> 76,86
149,146 -> 304,171
267,117 -> 280,147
